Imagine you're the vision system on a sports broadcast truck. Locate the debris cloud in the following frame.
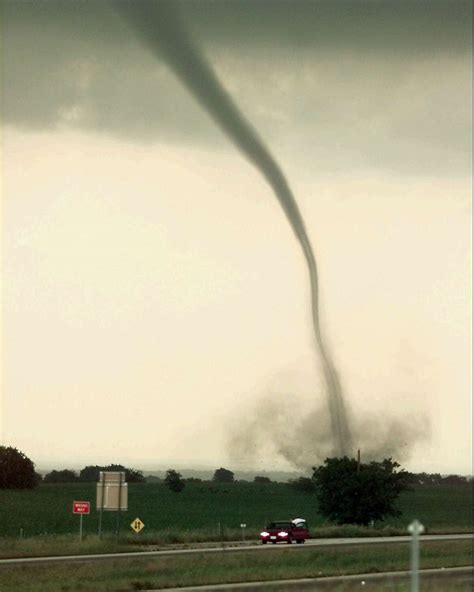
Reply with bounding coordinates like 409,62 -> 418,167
227,393 -> 430,470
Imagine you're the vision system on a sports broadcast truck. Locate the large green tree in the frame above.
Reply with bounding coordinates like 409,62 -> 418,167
312,457 -> 411,526
0,446 -> 38,489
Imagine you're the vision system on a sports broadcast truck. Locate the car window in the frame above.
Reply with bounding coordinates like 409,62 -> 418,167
268,522 -> 293,529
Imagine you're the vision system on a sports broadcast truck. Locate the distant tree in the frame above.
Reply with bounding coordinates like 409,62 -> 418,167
79,465 -> 103,481
44,469 -> 78,483
115,466 -> 145,483
185,477 -> 202,483
407,472 -> 469,486
313,457 -> 411,526
165,469 -> 186,493
79,464 -> 145,483
254,476 -> 271,484
413,472 -> 443,485
212,468 -> 234,483
103,464 -> 145,483
288,476 -> 315,493
145,475 -> 163,483
0,446 -> 38,489
441,474 -> 468,485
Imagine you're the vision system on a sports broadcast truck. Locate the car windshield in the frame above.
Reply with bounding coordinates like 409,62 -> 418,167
267,522 -> 293,530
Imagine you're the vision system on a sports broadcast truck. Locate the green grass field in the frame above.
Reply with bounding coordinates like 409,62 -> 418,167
0,482 -> 471,540
0,541 -> 472,591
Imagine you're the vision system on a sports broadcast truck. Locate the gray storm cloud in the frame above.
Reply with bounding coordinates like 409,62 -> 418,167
113,0 -> 353,456
2,1 -> 471,175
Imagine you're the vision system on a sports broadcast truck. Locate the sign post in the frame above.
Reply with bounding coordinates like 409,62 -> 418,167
116,474 -> 123,541
96,471 -> 128,540
240,523 -> 246,542
98,472 -> 105,540
408,519 -> 424,592
73,501 -> 90,541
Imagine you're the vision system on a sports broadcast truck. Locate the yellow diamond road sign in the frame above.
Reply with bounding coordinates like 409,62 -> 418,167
130,518 -> 145,533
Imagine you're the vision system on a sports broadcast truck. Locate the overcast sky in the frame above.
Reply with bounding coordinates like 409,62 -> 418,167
1,0 -> 471,474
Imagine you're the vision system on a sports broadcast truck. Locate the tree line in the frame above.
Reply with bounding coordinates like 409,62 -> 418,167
43,464 -> 146,483
1,445 -> 471,529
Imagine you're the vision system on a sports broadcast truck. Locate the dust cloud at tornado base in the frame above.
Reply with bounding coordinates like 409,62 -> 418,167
226,393 -> 430,470
114,0 -> 429,467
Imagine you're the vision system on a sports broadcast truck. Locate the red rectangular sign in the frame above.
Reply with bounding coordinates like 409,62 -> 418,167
73,501 -> 90,514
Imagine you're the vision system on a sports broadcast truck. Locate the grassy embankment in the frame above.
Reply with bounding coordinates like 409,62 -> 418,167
0,541 -> 472,592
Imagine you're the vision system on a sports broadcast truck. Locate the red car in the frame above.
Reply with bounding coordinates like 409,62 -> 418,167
260,518 -> 309,544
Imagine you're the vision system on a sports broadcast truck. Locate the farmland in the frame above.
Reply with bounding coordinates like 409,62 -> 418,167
0,481 -> 471,540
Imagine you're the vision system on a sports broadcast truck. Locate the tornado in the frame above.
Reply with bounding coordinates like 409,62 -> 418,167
114,0 -> 352,456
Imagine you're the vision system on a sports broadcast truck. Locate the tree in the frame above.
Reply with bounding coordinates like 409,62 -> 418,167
441,474 -> 468,485
165,469 -> 185,493
0,446 -> 38,489
79,464 -> 145,483
254,476 -> 271,484
312,457 -> 411,526
145,475 -> 163,483
212,467 -> 234,483
106,464 -> 145,483
44,469 -> 78,483
79,465 -> 103,481
288,476 -> 315,493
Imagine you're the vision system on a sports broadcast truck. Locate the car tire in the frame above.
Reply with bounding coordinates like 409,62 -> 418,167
272,541 -> 277,544
287,538 -> 292,544
296,539 -> 303,544
261,541 -> 267,545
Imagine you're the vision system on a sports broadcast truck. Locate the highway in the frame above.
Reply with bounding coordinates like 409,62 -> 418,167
0,533 -> 471,566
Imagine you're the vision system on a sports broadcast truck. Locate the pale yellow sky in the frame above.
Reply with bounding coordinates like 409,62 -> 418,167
2,128 -> 471,474
1,0 -> 472,475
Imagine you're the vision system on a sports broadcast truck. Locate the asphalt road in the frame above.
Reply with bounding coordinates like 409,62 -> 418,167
0,533 -> 471,566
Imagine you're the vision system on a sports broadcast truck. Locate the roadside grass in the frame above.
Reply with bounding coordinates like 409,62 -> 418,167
0,535 -> 126,560
0,541 -> 471,591
0,482 -> 471,540
0,530 -> 248,560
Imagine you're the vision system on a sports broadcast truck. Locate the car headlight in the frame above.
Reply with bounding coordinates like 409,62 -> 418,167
260,531 -> 270,537
278,531 -> 288,537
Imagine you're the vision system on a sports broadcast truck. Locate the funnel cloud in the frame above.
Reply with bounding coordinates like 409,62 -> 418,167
114,0 -> 352,456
